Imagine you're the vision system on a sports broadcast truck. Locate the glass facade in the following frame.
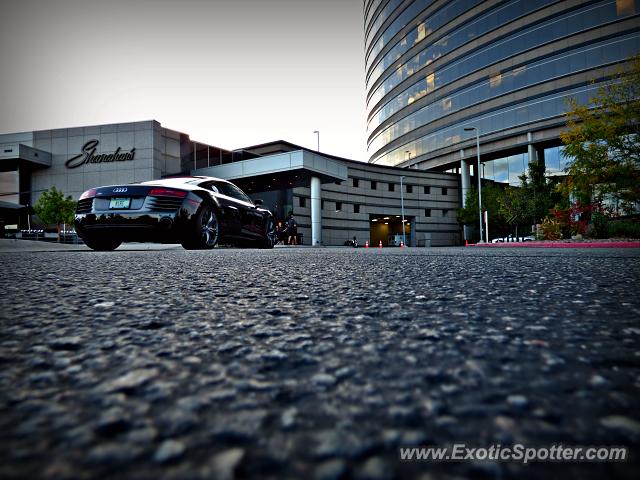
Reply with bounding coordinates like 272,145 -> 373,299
369,33 -> 640,151
376,84 -> 598,167
544,146 -> 572,176
447,153 -> 529,186
364,0 -> 640,167
366,0 -> 484,83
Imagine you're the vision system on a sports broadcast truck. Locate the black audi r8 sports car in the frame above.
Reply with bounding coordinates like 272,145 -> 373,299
74,176 -> 277,251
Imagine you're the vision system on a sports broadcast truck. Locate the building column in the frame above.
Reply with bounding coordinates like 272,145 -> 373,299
460,149 -> 471,241
310,176 -> 322,246
527,132 -> 540,238
527,132 -> 538,164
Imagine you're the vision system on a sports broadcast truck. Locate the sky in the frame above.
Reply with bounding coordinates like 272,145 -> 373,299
0,0 -> 368,161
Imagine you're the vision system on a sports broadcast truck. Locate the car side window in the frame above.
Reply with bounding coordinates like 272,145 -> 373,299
212,182 -> 232,197
228,184 -> 252,204
197,180 -> 219,193
214,182 -> 251,204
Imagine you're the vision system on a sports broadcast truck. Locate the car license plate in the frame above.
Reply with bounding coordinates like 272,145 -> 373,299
109,197 -> 131,209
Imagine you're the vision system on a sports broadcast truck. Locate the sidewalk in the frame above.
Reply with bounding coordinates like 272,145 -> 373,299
0,239 -> 182,252
0,239 -> 88,252
469,240 -> 640,248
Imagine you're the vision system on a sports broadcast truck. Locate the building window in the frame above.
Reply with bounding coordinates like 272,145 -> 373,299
354,204 -> 360,214
352,178 -> 359,188
442,187 -> 448,195
335,202 -> 342,212
299,197 -> 306,208
490,72 -> 502,88
442,209 -> 448,217
321,200 -> 324,210
426,72 -> 435,91
424,186 -> 430,194
371,181 -> 377,190
389,183 -> 395,192
425,209 -> 431,217
617,0 -> 635,16
406,184 -> 413,194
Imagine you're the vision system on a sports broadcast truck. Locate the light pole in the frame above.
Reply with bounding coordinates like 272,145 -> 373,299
313,130 -> 320,152
400,175 -> 406,247
464,126 -> 484,243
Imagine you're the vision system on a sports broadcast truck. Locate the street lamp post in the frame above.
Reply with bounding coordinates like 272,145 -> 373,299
464,126 -> 484,243
400,175 -> 406,247
313,130 -> 320,152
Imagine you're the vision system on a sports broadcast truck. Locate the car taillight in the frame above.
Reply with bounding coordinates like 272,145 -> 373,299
79,188 -> 97,200
148,188 -> 188,198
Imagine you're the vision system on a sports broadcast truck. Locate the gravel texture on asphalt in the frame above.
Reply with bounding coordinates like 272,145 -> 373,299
1,247 -> 639,479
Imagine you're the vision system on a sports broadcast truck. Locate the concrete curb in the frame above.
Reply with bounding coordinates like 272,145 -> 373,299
469,241 -> 640,248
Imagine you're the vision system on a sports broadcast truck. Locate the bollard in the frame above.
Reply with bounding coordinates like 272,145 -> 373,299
365,240 -> 369,248
379,240 -> 382,248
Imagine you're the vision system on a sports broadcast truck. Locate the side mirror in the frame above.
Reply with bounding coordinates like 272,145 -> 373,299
254,199 -> 263,206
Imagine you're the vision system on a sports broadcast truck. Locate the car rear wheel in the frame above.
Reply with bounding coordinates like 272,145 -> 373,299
182,204 -> 219,250
82,235 -> 122,251
259,217 -> 276,249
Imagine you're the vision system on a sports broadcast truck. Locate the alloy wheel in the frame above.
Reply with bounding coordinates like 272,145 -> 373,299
201,209 -> 218,247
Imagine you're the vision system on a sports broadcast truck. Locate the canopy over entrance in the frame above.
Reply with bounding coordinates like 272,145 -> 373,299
191,149 -> 347,193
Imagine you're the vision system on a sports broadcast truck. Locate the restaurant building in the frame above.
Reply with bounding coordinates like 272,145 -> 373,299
0,120 -> 461,246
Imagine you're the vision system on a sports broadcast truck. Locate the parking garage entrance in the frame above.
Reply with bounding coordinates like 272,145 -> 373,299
370,214 -> 412,246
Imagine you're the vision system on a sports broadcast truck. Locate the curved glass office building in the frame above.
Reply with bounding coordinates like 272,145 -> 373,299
364,0 -> 640,183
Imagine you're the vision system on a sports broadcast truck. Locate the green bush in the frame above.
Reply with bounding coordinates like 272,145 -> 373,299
586,212 -> 611,239
608,219 -> 640,238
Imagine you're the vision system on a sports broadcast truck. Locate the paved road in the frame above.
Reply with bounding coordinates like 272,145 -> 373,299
1,247 -> 639,479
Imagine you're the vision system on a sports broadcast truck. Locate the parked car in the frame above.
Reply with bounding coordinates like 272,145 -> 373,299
74,176 -> 276,251
491,234 -> 534,243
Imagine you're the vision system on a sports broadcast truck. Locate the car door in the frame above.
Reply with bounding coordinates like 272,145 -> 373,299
226,183 -> 264,239
214,182 -> 262,239
206,182 -> 242,238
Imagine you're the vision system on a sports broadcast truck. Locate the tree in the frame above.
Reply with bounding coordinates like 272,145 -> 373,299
456,183 -> 509,240
498,159 -> 559,240
458,159 -> 557,241
560,55 -> 640,213
33,187 -> 76,241
499,183 -> 530,232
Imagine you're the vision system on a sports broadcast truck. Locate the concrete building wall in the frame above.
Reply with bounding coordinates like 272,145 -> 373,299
292,162 -> 460,247
0,121 -> 187,205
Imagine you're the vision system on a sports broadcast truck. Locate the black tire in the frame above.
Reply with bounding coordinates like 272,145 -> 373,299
182,204 -> 219,250
82,235 -> 122,251
259,217 -> 276,249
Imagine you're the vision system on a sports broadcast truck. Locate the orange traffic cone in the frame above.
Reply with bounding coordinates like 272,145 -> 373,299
365,240 -> 369,248
378,240 -> 382,248
465,239 -> 469,247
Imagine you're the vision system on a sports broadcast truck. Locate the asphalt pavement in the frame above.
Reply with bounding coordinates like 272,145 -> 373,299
1,247 -> 639,479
